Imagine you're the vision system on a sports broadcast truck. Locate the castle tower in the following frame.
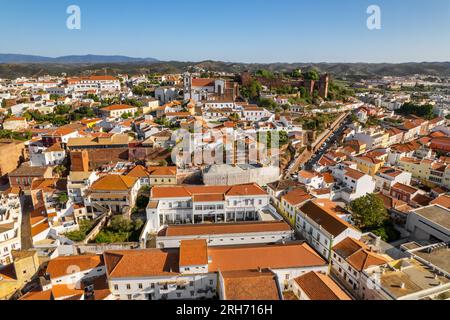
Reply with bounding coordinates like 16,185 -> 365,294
319,74 -> 329,99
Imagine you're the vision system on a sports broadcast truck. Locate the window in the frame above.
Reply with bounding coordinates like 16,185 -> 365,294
114,284 -> 118,290
209,280 -> 213,285
126,284 -> 131,290
127,294 -> 132,300
138,283 -> 143,289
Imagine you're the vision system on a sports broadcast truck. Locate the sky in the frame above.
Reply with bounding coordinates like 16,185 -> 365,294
0,0 -> 449,63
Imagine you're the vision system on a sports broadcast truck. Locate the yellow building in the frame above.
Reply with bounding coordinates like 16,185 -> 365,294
398,157 -> 450,188
354,156 -> 385,176
0,250 -> 40,300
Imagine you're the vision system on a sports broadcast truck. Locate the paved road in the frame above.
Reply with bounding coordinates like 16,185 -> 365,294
20,195 -> 33,250
304,117 -> 351,171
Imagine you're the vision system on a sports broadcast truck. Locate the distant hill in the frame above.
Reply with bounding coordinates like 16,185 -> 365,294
0,57 -> 449,79
0,54 -> 159,64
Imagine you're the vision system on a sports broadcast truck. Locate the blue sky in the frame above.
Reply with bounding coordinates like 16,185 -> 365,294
0,0 -> 449,63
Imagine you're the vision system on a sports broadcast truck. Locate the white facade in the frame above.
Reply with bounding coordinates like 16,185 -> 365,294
295,211 -> 362,261
154,87 -> 178,105
0,191 -> 22,266
374,169 -> 412,195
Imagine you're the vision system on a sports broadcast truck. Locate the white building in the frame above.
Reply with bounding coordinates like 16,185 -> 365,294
154,221 -> 294,249
296,199 -> 362,260
406,205 -> 450,243
331,164 -> 376,202
67,76 -> 121,92
0,188 -> 22,266
104,240 -> 328,300
331,237 -> 390,298
67,171 -> 99,205
154,87 -> 178,105
202,164 -> 280,187
373,167 -> 412,195
145,183 -> 274,233
29,142 -> 66,167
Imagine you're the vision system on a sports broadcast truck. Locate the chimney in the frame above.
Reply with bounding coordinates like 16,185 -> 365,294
257,267 -> 262,273
400,282 -> 406,289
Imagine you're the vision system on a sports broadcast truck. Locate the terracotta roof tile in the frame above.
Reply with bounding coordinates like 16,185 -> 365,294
294,271 -> 351,300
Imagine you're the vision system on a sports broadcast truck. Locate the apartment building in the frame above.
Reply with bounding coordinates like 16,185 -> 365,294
0,188 -> 22,266
100,104 -> 138,118
66,75 -> 120,92
85,174 -> 140,215
280,188 -> 313,226
20,254 -> 112,301
104,241 -> 328,300
331,164 -> 376,202
353,156 -> 385,176
145,183 -> 272,233
8,164 -> 53,192
398,157 -> 450,189
352,129 -> 389,149
67,171 -> 99,204
296,199 -> 362,260
374,167 -> 412,195
126,165 -> 177,186
331,237 -> 390,298
0,251 -> 40,300
29,142 -> 66,167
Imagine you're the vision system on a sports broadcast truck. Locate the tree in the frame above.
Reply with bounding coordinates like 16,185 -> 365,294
304,69 -> 320,81
57,192 -> 69,205
258,98 -> 277,111
136,195 -> 149,209
229,112 -> 241,122
349,194 -> 388,229
121,112 -> 131,119
241,80 -> 262,100
396,103 -> 434,120
54,165 -> 66,177
255,69 -> 274,79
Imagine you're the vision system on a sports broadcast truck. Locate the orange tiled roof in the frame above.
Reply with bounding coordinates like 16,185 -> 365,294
179,240 -> 208,267
46,255 -> 103,279
299,199 -> 356,237
207,242 -> 326,272
430,195 -> 450,209
294,271 -> 351,300
101,104 -> 135,112
91,175 -> 138,191
282,188 -> 312,207
222,270 -> 281,300
151,183 -> 266,199
104,249 -> 180,278
333,237 -> 389,271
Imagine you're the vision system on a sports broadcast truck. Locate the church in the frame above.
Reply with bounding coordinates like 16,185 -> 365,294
183,72 -> 239,103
